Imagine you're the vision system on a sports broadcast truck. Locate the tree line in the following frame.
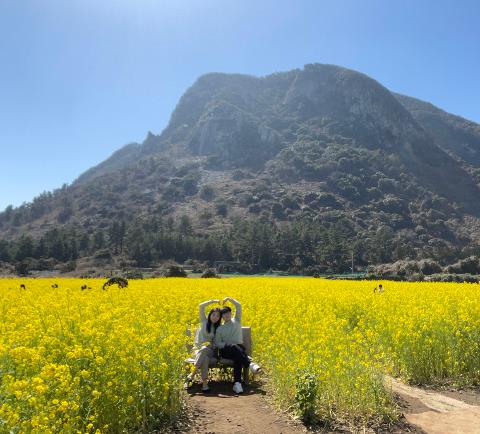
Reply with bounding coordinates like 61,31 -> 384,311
0,215 -> 466,275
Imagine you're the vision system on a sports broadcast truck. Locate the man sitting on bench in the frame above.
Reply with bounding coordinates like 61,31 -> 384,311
214,297 -> 261,394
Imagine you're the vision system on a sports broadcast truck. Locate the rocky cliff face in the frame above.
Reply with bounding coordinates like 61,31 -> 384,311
2,63 -> 480,252
395,93 -> 480,166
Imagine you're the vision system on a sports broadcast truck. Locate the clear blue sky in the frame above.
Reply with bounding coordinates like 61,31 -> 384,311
1,0 -> 479,211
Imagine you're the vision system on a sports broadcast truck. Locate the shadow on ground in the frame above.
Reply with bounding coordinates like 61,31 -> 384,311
186,380 -> 266,398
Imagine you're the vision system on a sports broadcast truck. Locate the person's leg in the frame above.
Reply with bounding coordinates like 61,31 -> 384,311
185,346 -> 209,387
199,347 -> 214,389
193,346 -> 213,389
234,344 -> 253,383
220,345 -> 247,383
235,344 -> 261,377
194,346 -> 209,370
233,344 -> 251,368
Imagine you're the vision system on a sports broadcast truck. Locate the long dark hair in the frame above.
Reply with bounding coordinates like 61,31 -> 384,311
206,308 -> 221,334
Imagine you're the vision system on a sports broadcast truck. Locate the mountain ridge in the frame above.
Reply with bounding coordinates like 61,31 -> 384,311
1,63 -> 480,272
71,65 -> 480,187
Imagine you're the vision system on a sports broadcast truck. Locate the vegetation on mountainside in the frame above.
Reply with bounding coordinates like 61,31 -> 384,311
2,64 -> 480,276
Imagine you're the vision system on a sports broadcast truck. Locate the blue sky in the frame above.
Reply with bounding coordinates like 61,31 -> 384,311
0,0 -> 479,211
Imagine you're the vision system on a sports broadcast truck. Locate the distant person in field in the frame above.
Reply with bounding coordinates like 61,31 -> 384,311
374,284 -> 384,293
214,297 -> 261,394
184,299 -> 221,393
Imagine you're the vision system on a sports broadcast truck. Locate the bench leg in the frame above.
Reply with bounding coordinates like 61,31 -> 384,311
243,366 -> 249,385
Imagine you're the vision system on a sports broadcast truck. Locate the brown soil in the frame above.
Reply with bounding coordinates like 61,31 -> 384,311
387,378 -> 475,413
419,386 -> 480,407
181,381 -> 308,434
394,392 -> 432,416
170,377 -> 480,434
388,378 -> 480,434
405,408 -> 480,434
177,380 -> 427,434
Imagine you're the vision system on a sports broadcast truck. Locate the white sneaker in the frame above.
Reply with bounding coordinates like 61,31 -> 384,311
249,363 -> 261,374
183,374 -> 194,390
233,381 -> 243,394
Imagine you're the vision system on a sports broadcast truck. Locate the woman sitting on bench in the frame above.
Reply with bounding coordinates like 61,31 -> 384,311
184,299 -> 221,392
215,297 -> 261,394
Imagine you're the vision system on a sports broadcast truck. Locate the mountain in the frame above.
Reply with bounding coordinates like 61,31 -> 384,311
1,63 -> 480,272
394,93 -> 480,166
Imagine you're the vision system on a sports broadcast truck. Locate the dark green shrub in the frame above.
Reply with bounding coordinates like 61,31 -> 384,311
294,369 -> 318,424
163,265 -> 187,278
199,185 -> 215,201
201,269 -> 220,278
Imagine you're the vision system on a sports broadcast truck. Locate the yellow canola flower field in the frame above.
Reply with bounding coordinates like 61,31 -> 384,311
1,278 -> 480,432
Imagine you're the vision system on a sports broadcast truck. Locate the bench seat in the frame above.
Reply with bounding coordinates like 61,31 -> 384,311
185,357 -> 239,367
185,326 -> 253,383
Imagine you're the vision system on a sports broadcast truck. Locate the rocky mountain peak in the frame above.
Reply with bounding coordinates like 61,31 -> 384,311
3,63 -> 480,261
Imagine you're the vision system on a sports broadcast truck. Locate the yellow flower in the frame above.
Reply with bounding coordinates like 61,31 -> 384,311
0,277 -> 479,431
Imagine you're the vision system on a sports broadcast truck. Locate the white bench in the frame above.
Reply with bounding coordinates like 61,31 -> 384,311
185,326 -> 253,384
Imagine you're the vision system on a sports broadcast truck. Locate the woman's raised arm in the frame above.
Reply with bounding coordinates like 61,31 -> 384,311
199,299 -> 219,322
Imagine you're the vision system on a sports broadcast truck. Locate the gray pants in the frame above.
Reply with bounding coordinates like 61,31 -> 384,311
194,346 -> 215,380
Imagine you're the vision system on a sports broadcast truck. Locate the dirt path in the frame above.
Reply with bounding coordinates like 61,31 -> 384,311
179,378 -> 480,434
183,381 -> 307,434
387,377 -> 480,434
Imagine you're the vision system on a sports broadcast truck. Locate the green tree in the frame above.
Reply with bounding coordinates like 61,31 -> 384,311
15,235 -> 34,261
0,240 -> 11,262
93,230 -> 106,250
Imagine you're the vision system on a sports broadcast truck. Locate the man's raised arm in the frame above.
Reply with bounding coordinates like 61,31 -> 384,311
223,297 -> 242,322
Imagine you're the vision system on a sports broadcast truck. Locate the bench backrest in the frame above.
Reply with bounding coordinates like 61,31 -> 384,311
241,327 -> 252,356
186,326 -> 252,356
